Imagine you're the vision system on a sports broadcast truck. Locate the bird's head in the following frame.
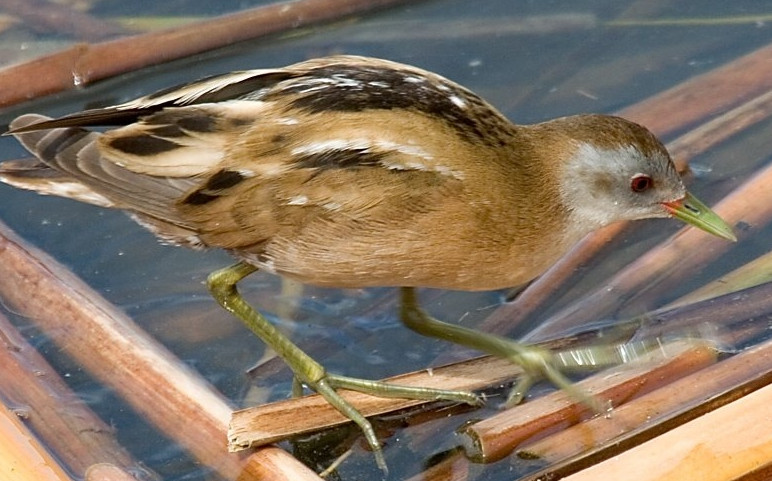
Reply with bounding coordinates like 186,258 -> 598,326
549,115 -> 736,241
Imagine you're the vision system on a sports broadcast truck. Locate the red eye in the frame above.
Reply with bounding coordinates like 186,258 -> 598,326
630,174 -> 653,193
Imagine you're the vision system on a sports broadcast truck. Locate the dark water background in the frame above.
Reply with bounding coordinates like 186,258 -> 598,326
0,1 -> 770,479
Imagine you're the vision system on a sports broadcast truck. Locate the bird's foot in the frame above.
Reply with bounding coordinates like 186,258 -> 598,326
500,344 -> 606,412
295,370 -> 483,472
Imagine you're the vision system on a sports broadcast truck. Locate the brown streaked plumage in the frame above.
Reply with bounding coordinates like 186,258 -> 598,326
0,55 -> 735,470
0,56 -> 733,288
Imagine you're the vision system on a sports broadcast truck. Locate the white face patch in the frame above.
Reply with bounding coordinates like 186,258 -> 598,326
568,142 -> 644,177
558,141 -> 679,231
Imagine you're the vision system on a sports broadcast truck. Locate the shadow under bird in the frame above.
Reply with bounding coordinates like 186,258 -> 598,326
0,55 -> 736,471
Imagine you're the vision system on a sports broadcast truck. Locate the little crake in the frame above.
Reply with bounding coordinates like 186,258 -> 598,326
0,55 -> 735,470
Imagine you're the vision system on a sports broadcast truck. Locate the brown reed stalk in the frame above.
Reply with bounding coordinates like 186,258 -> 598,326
230,355 -> 525,450
550,380 -> 772,481
0,220 -> 322,481
667,249 -> 772,308
0,0 -> 412,108
460,340 -> 717,463
0,0 -> 127,40
619,42 -> 772,138
233,278 -> 772,450
519,334 -> 772,477
0,311 -> 149,477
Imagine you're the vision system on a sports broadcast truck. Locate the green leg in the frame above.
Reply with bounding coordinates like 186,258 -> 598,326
208,263 -> 483,471
400,287 -> 604,411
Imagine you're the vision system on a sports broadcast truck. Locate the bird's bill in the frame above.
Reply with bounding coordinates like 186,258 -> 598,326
661,191 -> 737,242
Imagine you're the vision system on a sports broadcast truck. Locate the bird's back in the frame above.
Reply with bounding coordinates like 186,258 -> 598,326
0,56 -> 572,290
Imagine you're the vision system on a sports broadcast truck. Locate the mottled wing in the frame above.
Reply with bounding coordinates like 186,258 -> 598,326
172,114 -> 470,254
1,56 -> 505,267
7,68 -> 299,133
2,114 -> 202,237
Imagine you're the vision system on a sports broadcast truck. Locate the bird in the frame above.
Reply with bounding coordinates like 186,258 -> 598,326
0,55 -> 735,470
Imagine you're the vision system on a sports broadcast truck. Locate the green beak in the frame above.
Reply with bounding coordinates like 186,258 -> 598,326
662,191 -> 737,242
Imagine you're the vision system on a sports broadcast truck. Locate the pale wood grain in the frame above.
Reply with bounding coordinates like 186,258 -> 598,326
562,382 -> 772,481
0,399 -> 75,481
84,464 -> 137,481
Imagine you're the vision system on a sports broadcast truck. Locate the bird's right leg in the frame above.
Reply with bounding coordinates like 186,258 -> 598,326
207,262 -> 483,471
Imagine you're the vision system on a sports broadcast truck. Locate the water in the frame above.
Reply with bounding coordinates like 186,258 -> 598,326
0,0 -> 770,479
